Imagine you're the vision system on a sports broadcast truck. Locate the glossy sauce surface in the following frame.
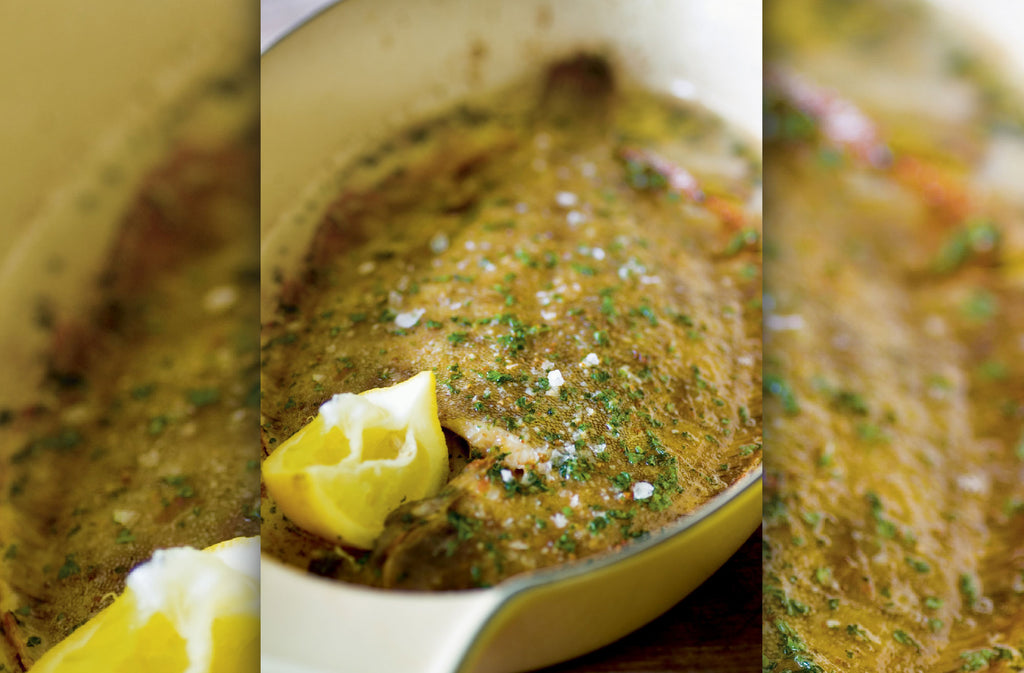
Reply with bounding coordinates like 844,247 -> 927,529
763,1 -> 1024,670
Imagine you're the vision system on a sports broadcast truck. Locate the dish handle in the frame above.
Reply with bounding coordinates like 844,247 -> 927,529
260,556 -> 505,673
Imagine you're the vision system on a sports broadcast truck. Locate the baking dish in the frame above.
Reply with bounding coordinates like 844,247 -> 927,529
259,1 -> 762,671
0,0 -> 255,405
0,3 -> 257,669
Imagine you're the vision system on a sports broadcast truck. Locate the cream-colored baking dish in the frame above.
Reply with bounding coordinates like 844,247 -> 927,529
260,2 -> 762,672
0,0 -> 255,406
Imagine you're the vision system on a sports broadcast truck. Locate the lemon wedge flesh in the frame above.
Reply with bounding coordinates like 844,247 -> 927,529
30,536 -> 259,673
262,370 -> 449,549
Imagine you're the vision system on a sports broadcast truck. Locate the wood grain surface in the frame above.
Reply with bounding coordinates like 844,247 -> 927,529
538,530 -> 762,673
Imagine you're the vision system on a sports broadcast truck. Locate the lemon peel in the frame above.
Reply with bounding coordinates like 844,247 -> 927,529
262,370 -> 449,549
30,536 -> 259,673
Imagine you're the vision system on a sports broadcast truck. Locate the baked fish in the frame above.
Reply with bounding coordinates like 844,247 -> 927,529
260,58 -> 762,590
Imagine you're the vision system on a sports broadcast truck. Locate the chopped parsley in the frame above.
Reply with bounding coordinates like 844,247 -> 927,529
147,415 -> 170,436
959,573 -> 980,608
610,472 -> 632,491
960,647 -> 1014,671
892,630 -> 919,650
484,370 -> 514,384
447,510 -> 480,544
905,556 -> 931,573
723,228 -> 760,256
58,554 -> 81,579
186,387 -> 220,407
131,383 -> 156,400
555,533 -> 577,553
932,220 -> 1000,274
765,374 -> 800,415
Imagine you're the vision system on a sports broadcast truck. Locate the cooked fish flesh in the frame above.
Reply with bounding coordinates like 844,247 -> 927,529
763,1 -> 1024,670
0,137 -> 260,669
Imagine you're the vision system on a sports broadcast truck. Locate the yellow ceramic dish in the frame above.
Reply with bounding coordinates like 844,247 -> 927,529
0,4 -> 257,670
261,471 -> 761,673
259,1 -> 762,671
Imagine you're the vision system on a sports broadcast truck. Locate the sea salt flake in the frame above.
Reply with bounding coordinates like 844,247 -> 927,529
566,210 -> 586,227
112,509 -> 138,526
394,308 -> 425,328
957,473 -> 989,494
632,481 -> 655,500
766,313 -> 805,331
138,449 -> 160,468
203,285 -> 237,314
429,233 -> 450,254
555,191 -> 578,207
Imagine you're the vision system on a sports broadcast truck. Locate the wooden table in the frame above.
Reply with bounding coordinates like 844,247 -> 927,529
539,530 -> 762,673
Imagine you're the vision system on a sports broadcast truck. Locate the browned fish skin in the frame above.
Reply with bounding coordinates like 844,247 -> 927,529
763,1 -> 1024,671
260,58 -> 762,590
0,137 -> 260,666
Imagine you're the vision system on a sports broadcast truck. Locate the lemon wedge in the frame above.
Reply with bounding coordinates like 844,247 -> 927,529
30,536 -> 259,673
262,370 -> 449,549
